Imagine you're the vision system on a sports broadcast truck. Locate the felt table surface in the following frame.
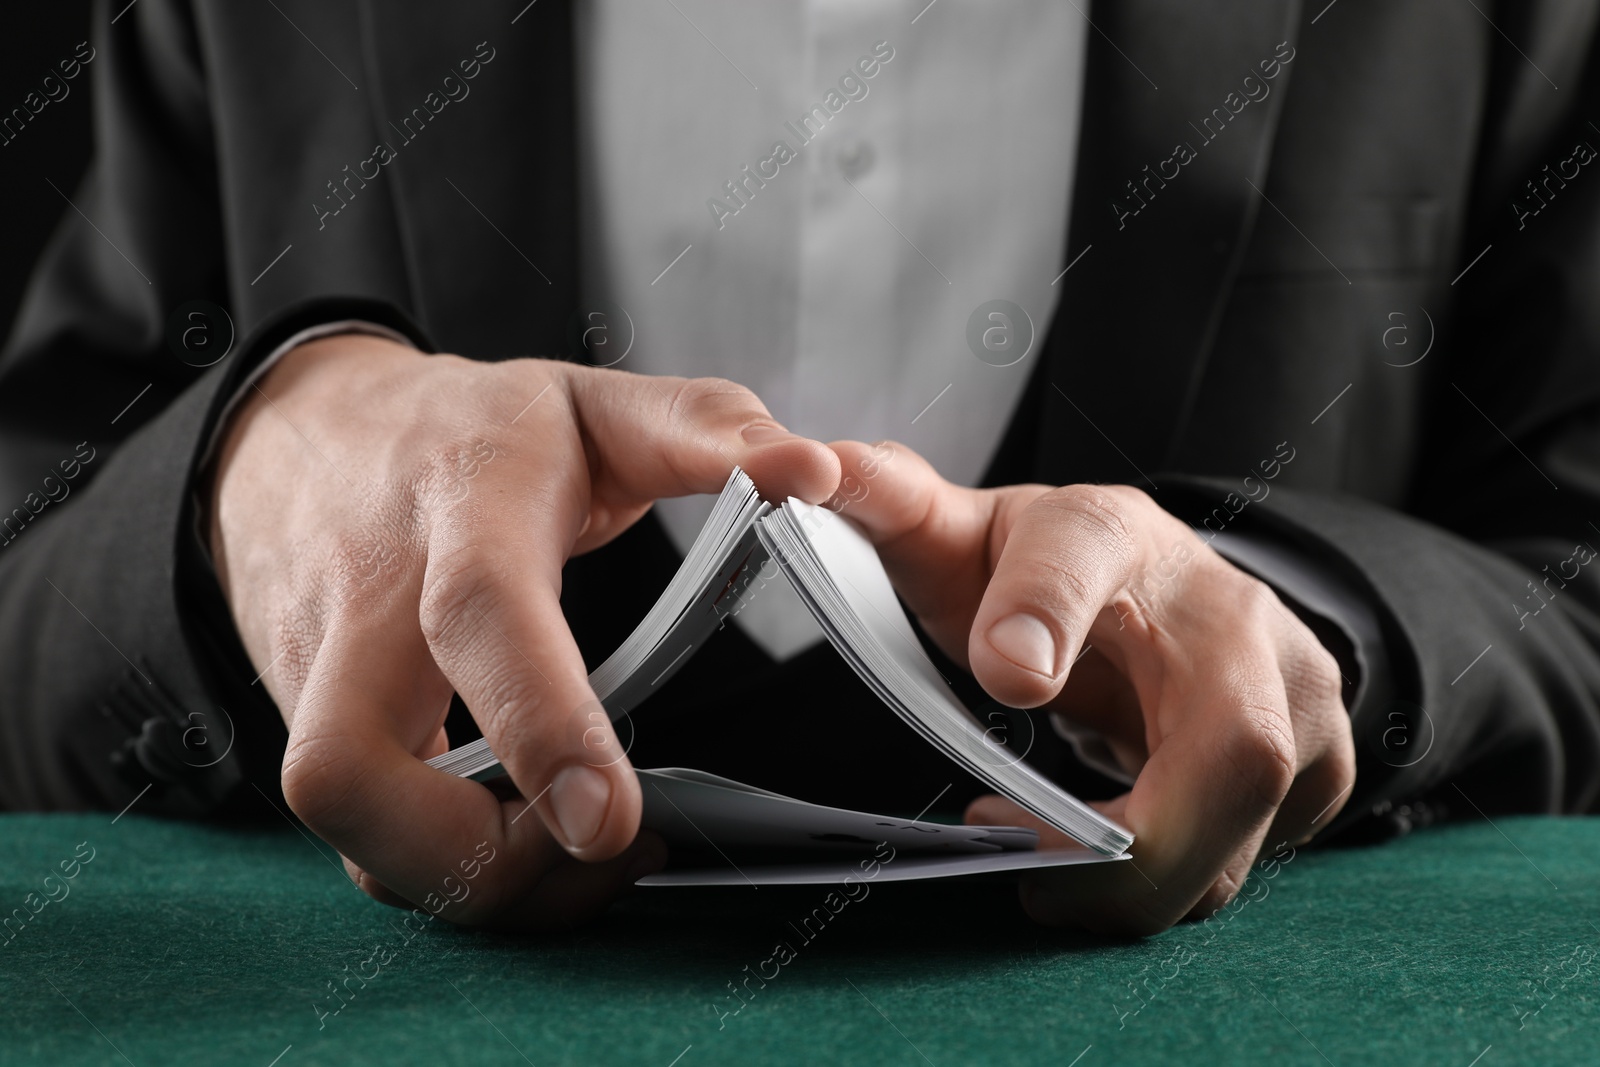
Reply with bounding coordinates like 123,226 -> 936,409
0,813 -> 1595,1066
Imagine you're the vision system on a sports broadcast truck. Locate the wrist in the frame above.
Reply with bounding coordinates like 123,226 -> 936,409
203,333 -> 423,568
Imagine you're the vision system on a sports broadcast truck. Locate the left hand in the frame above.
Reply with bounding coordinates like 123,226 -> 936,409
827,440 -> 1355,934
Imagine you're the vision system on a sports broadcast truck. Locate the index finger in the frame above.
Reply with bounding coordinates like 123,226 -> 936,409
419,366 -> 844,863
281,613 -> 662,929
1007,642 -> 1297,933
566,366 -> 841,512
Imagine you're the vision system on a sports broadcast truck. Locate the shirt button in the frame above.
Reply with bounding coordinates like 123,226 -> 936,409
837,141 -> 874,180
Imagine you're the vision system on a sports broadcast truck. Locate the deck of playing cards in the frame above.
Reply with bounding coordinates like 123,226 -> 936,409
428,470 -> 1132,884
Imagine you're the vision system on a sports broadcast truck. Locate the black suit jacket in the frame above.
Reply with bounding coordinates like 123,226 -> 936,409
4,0 -> 1599,840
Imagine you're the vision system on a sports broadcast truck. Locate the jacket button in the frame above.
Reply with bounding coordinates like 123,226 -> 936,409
133,716 -> 194,785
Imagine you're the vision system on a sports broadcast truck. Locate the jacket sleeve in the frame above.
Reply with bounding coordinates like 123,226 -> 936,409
1154,56 -> 1600,838
1135,19 -> 1600,841
0,0 -> 424,815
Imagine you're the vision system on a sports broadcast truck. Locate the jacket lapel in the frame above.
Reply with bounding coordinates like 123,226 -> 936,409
1036,0 -> 1303,487
353,0 -> 579,359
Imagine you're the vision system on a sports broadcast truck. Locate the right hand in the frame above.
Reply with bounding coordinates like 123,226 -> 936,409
206,334 -> 840,928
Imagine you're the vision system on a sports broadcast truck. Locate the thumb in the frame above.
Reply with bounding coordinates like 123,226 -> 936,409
824,440 -> 1008,659
566,367 -> 841,507
967,486 -> 1143,709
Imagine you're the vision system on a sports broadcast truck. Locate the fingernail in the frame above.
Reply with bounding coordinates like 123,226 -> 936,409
741,423 -> 792,445
549,764 -> 612,851
987,612 -> 1058,678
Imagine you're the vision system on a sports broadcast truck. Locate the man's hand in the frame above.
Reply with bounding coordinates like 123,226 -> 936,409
828,440 -> 1354,934
207,335 -> 839,928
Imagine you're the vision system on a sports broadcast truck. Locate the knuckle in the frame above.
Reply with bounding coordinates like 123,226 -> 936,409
417,547 -> 502,650
670,375 -> 762,422
280,739 -> 365,833
1306,646 -> 1345,708
1192,869 -> 1245,919
1210,566 -> 1287,636
1221,698 -> 1298,811
1106,483 -> 1157,514
325,529 -> 408,601
495,360 -> 575,426
1240,584 -> 1282,633
1236,570 -> 1276,604
1224,567 -> 1346,713
416,439 -> 487,510
1042,558 -> 1101,620
417,443 -> 464,500
311,489 -> 425,606
498,354 -> 567,393
1220,567 -> 1276,618
1039,485 -> 1139,565
1003,515 -> 1099,606
417,546 -> 558,760
1013,487 -> 1141,620
468,664 -> 552,750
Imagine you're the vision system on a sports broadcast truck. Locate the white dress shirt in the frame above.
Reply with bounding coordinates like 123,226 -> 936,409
574,0 -> 1086,658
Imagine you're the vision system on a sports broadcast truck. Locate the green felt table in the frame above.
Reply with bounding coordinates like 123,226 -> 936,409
1,813 -> 1595,1066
